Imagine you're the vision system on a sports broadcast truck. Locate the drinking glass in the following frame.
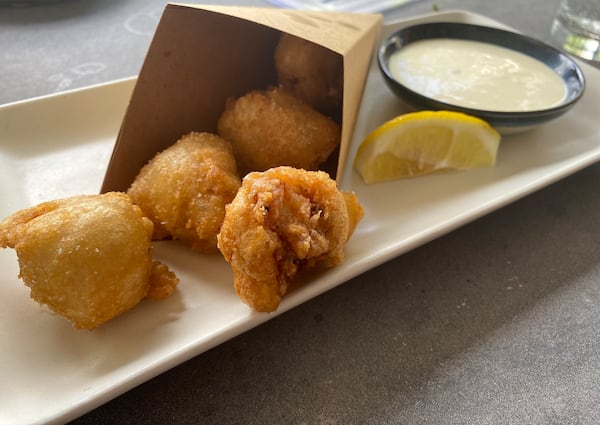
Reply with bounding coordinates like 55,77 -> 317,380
551,0 -> 600,62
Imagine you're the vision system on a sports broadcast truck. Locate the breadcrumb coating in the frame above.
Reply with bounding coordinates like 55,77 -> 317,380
217,86 -> 341,176
128,132 -> 241,252
217,166 -> 363,312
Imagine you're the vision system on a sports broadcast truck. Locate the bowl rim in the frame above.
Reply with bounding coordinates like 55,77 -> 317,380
377,22 -> 586,127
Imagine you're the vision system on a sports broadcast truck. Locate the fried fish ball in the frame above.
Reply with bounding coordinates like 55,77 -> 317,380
217,166 -> 364,312
217,86 -> 341,176
274,32 -> 344,117
0,192 -> 178,330
127,132 -> 241,252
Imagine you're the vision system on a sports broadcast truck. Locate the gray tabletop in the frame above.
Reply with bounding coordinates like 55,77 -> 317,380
3,0 -> 600,424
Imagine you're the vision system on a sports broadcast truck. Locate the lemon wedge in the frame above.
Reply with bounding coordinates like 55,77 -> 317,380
354,111 -> 501,183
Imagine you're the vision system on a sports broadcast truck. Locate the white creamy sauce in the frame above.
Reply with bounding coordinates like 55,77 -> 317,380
389,38 -> 567,111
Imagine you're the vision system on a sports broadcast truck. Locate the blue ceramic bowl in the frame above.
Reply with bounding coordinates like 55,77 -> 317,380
378,22 -> 586,131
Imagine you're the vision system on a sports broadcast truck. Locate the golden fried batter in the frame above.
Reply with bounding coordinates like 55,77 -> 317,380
274,32 -> 344,117
147,261 -> 180,300
127,132 -> 241,252
217,86 -> 341,176
0,192 -> 178,330
217,166 -> 363,312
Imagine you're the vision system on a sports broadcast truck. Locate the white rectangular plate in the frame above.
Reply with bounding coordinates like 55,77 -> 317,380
1,11 -> 599,425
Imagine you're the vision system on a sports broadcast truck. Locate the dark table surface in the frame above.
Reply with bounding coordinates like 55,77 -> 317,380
2,0 -> 600,424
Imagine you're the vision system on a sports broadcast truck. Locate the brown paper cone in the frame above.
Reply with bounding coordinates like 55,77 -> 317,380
101,3 -> 382,193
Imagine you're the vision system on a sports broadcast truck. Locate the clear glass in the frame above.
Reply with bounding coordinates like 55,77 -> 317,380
551,0 -> 600,62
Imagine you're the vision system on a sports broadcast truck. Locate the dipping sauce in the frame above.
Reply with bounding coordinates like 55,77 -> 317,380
388,38 -> 568,112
